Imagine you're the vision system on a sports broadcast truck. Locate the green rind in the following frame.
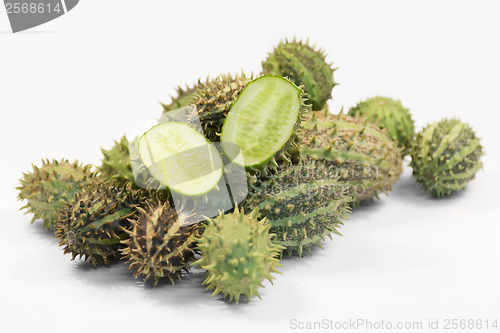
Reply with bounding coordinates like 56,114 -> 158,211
349,96 -> 415,155
243,160 -> 351,257
137,122 -> 223,196
194,207 -> 283,304
262,38 -> 337,111
222,75 -> 311,174
410,118 -> 484,198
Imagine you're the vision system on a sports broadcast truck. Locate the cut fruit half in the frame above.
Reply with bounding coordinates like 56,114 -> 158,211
221,76 -> 303,169
138,122 -> 223,196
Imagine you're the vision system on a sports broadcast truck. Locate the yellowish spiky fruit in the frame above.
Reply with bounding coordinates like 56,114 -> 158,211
121,201 -> 201,284
17,159 -> 94,230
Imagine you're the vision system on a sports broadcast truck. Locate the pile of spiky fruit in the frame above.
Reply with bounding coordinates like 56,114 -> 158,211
17,38 -> 484,303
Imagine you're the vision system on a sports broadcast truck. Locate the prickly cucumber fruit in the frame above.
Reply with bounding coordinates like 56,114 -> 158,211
262,38 -> 337,111
243,160 -> 351,257
17,159 -> 94,230
349,96 -> 414,155
410,118 -> 483,197
194,206 -> 283,303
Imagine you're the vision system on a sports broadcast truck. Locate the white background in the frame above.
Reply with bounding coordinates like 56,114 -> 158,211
1,1 -> 499,332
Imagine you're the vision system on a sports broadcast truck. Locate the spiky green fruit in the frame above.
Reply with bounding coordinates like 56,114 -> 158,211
121,201 -> 200,284
296,111 -> 403,206
194,206 -> 283,303
243,161 -> 351,257
410,118 -> 483,198
262,38 -> 337,111
54,182 -> 147,267
17,159 -> 95,230
349,96 -> 414,155
222,75 -> 311,173
162,73 -> 251,141
97,135 -> 136,186
161,78 -> 207,113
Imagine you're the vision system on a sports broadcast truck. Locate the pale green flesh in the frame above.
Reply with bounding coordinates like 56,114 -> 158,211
138,122 -> 223,196
222,76 -> 301,168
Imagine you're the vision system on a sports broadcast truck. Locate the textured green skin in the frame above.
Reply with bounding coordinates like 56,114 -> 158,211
194,207 -> 283,303
55,182 -> 146,267
296,111 -> 403,206
17,159 -> 94,230
410,118 -> 483,198
121,201 -> 200,285
98,135 -> 136,186
262,38 -> 337,111
162,73 -> 252,142
223,75 -> 311,175
349,96 -> 414,155
243,161 -> 351,257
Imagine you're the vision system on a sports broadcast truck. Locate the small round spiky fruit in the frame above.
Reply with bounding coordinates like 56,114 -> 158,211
262,38 -> 337,111
349,96 -> 414,155
296,110 -> 403,206
120,201 -> 200,285
410,118 -> 483,198
243,160 -> 351,257
17,159 -> 94,230
97,135 -> 135,186
194,206 -> 284,304
55,181 -> 146,267
162,73 -> 252,142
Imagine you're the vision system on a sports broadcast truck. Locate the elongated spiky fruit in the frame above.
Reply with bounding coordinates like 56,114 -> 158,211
97,135 -> 136,186
262,38 -> 337,111
194,206 -> 283,303
55,182 -> 146,266
410,118 -> 483,198
349,96 -> 414,155
17,159 -> 94,230
243,161 -> 351,257
162,73 -> 251,142
121,201 -> 200,284
296,110 -> 403,206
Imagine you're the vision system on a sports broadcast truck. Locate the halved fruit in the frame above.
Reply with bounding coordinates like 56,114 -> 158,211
221,76 -> 304,169
138,122 -> 223,196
